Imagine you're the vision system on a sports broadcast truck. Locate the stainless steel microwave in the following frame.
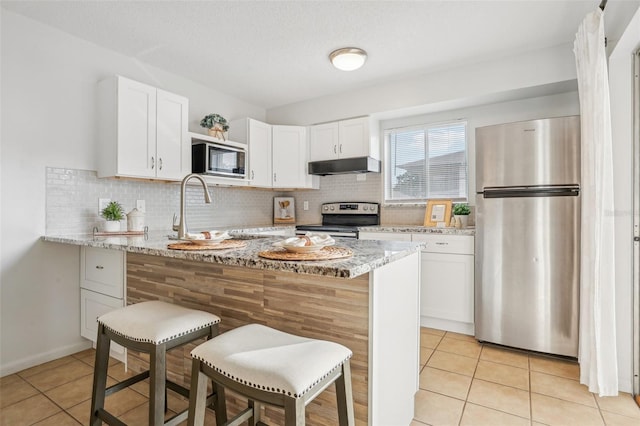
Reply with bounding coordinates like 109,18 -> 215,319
192,141 -> 246,179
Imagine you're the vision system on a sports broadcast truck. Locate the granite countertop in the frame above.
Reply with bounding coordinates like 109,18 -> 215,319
41,230 -> 424,279
358,225 -> 475,236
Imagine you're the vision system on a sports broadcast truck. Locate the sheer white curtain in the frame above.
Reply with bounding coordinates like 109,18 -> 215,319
574,8 -> 618,396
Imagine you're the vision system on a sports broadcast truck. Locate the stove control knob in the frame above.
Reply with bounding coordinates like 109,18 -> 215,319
371,206 -> 376,212
330,206 -> 335,211
363,206 -> 369,211
323,206 -> 329,211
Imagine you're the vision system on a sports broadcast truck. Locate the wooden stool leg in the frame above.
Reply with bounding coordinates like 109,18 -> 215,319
90,324 -> 111,426
335,361 -> 355,426
212,382 -> 227,425
284,396 -> 305,426
149,343 -> 167,426
248,400 -> 261,426
187,360 -> 209,426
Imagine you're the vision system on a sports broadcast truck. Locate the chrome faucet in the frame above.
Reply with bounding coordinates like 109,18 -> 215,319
173,173 -> 212,239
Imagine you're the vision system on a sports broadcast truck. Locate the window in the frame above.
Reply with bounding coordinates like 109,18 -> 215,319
384,121 -> 468,203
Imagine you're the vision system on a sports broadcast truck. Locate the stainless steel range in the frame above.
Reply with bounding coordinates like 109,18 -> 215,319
295,202 -> 380,238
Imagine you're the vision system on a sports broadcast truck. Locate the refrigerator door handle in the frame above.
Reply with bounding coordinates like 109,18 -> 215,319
482,186 -> 580,198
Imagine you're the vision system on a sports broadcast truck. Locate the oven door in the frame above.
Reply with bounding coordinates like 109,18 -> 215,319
207,143 -> 246,178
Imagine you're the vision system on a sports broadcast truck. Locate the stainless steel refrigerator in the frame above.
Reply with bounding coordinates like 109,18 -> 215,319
475,116 -> 581,357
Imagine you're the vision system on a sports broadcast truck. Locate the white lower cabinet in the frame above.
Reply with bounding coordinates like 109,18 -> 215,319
80,247 -> 126,361
360,231 -> 475,335
412,234 -> 474,335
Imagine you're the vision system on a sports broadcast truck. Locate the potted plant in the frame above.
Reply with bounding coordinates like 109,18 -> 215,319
452,203 -> 471,228
200,113 -> 230,140
101,201 -> 124,232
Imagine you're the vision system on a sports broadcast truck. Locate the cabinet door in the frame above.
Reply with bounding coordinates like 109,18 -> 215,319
309,122 -> 339,161
420,252 -> 474,323
338,117 -> 370,158
359,232 -> 412,241
116,77 -> 157,177
272,125 -> 306,188
156,90 -> 189,180
248,119 -> 272,187
80,289 -> 125,356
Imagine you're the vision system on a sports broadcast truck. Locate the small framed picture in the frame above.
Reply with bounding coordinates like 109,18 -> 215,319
274,197 -> 295,224
424,199 -> 452,227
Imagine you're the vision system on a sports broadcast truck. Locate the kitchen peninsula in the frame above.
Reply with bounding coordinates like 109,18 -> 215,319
42,231 -> 422,426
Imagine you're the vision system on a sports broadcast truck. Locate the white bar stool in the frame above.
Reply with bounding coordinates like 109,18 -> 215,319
187,324 -> 355,426
90,300 -> 222,426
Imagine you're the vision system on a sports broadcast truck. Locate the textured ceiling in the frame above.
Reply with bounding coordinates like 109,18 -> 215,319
3,0 -> 639,109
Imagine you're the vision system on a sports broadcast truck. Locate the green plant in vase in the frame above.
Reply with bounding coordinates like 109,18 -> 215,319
452,203 -> 470,228
200,113 -> 230,140
101,201 -> 124,232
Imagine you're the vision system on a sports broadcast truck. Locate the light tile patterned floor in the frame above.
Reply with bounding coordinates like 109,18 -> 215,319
0,327 -> 638,425
412,327 -> 640,426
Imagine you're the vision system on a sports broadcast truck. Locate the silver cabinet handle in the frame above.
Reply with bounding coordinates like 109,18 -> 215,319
334,145 -> 337,154
95,265 -> 104,270
159,158 -> 163,170
251,170 -> 254,180
273,173 -> 276,182
151,157 -> 155,169
339,144 -> 342,153
435,242 -> 448,245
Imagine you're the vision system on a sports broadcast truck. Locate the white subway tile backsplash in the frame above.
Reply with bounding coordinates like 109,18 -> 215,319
45,168 -> 457,234
45,168 -> 277,235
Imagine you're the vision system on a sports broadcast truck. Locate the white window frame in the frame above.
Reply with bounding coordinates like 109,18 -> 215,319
383,120 -> 469,205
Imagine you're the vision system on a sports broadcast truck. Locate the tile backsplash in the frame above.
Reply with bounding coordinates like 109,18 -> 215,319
45,168 -> 277,235
45,168 -> 472,235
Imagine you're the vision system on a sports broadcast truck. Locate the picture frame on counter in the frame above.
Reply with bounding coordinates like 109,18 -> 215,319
274,197 -> 295,224
424,199 -> 452,227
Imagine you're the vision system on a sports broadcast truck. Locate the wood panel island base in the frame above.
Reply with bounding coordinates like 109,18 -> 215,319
42,232 -> 421,425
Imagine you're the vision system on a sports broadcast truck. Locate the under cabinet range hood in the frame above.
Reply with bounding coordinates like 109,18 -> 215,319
308,157 -> 380,175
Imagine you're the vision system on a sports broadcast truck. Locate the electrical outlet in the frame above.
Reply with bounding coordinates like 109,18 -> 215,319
136,199 -> 146,213
356,174 -> 367,181
98,198 -> 110,215
303,201 -> 309,211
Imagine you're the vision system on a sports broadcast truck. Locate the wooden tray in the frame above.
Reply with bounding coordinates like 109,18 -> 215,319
168,240 -> 248,251
258,246 -> 353,261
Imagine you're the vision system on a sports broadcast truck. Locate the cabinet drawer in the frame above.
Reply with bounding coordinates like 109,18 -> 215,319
81,247 -> 125,298
412,234 -> 474,254
80,289 -> 125,355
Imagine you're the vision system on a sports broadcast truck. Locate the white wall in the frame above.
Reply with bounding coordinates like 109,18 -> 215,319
609,5 -> 640,394
0,10 -> 265,376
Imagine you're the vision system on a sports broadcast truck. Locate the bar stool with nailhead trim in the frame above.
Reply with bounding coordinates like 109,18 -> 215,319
90,300 -> 222,426
187,323 -> 355,426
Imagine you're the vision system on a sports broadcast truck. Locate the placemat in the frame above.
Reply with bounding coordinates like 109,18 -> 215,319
258,246 -> 353,261
168,240 -> 248,251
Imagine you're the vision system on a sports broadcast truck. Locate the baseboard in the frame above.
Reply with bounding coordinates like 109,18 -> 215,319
0,340 -> 92,378
420,316 -> 474,336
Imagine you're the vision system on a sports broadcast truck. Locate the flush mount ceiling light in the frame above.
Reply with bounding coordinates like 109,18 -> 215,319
329,47 -> 367,71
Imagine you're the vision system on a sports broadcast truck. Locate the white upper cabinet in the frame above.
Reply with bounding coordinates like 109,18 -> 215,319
272,125 -> 315,189
309,122 -> 339,161
230,118 -> 318,189
98,75 -> 189,181
309,117 -> 379,161
156,89 -> 189,179
230,118 -> 272,188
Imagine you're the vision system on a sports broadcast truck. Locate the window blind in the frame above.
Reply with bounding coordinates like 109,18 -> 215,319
385,122 -> 468,203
